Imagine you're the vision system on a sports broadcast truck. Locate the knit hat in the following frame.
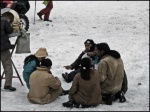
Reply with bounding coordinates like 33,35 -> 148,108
35,48 -> 48,58
96,43 -> 110,52
41,58 -> 52,67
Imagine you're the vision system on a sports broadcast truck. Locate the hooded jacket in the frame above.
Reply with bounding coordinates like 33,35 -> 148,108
98,50 -> 124,94
23,55 -> 40,89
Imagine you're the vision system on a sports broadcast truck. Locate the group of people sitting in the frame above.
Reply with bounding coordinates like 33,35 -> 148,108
1,4 -> 127,108
23,39 -> 128,108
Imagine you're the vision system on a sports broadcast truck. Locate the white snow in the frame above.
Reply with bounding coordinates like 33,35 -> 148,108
1,1 -> 149,111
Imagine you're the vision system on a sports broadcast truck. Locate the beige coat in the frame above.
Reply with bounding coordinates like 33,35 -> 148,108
69,69 -> 102,106
98,55 -> 124,95
27,67 -> 62,104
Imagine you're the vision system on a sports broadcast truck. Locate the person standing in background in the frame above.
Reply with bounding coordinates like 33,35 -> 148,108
1,15 -> 16,91
37,0 -> 53,22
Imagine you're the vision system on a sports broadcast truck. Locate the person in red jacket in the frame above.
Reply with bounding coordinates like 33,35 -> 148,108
37,0 -> 53,22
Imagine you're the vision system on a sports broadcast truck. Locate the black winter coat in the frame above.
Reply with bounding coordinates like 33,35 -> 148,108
70,52 -> 95,70
1,17 -> 13,52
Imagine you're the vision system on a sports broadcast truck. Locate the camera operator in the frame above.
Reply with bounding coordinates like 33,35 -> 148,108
1,14 -> 16,91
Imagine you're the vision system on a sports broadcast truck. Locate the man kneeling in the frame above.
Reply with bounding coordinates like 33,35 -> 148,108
27,58 -> 62,104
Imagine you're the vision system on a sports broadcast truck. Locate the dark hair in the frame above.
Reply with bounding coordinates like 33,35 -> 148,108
96,43 -> 110,52
80,57 -> 91,80
41,58 -> 52,67
84,39 -> 95,52
24,55 -> 40,67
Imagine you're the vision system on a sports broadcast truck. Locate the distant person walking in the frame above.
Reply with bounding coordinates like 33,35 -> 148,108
37,0 -> 53,22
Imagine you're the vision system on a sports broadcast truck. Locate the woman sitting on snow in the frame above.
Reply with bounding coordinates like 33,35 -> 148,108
62,57 -> 103,108
23,48 -> 48,89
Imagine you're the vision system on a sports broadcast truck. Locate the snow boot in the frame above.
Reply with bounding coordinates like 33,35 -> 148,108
37,13 -> 43,20
62,100 -> 74,108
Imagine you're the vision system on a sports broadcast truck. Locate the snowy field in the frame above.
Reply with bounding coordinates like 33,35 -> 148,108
1,1 -> 149,111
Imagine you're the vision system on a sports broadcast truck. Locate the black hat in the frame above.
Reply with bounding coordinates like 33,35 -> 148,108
96,43 -> 110,52
81,57 -> 91,70
41,58 -> 52,67
84,39 -> 94,45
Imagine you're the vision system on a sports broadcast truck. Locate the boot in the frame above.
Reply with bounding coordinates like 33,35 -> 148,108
74,102 -> 80,108
81,104 -> 91,108
104,94 -> 114,105
44,19 -> 52,22
37,12 -> 43,20
62,72 -> 71,83
118,91 -> 126,103
4,86 -> 16,91
62,100 -> 74,108
63,100 -> 80,108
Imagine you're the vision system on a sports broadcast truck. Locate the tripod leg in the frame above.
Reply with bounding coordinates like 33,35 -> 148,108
10,36 -> 24,86
1,36 -> 21,87
12,60 -> 24,86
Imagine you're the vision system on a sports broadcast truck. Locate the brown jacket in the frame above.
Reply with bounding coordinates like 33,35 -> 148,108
98,51 -> 124,95
69,69 -> 102,106
28,67 -> 62,104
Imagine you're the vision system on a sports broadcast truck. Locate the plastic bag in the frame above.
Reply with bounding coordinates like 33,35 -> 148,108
15,28 -> 31,53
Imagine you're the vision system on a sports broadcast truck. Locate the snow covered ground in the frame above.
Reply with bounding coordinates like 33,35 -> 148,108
1,1 -> 149,111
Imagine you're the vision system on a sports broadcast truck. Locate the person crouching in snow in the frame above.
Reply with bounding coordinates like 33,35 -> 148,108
23,47 -> 48,89
95,43 -> 126,105
63,57 -> 103,108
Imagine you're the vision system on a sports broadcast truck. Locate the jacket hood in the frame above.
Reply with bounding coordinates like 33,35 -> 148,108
102,50 -> 121,59
24,55 -> 40,66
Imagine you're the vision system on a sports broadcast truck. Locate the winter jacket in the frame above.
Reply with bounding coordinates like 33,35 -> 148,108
28,67 -> 62,104
98,50 -> 124,95
69,69 -> 102,106
23,55 -> 40,89
70,52 -> 97,70
1,17 -> 13,52
70,52 -> 85,70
